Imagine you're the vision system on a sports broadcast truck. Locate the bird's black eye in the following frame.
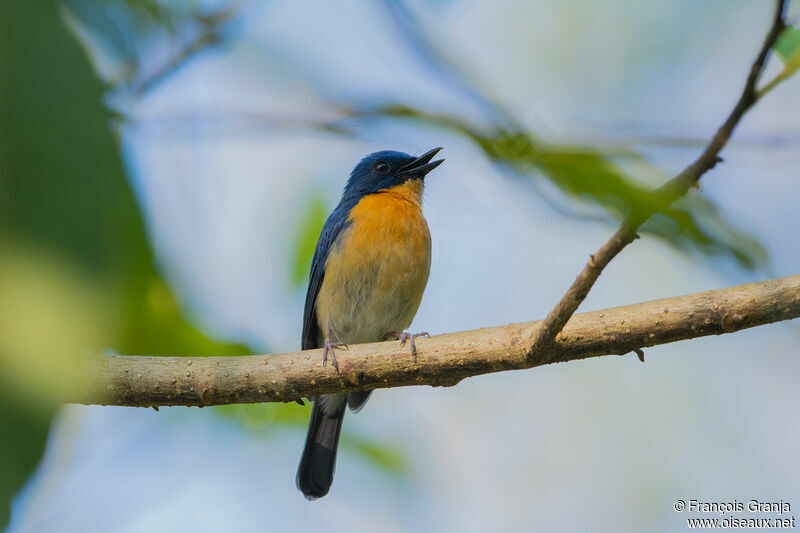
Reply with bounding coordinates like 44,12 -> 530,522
374,161 -> 390,174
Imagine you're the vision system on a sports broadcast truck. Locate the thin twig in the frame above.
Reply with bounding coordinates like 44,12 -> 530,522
127,8 -> 236,95
527,0 -> 789,365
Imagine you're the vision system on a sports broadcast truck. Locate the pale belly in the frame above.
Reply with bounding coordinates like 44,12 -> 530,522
314,203 -> 431,346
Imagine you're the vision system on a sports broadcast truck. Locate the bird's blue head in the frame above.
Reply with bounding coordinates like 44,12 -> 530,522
342,147 -> 444,201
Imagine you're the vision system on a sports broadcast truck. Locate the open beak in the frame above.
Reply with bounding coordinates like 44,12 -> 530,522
397,147 -> 444,177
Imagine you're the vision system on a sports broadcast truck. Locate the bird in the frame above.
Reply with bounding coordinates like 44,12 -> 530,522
296,147 -> 444,500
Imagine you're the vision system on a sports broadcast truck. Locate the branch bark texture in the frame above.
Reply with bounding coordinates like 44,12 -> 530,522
79,274 -> 800,408
527,0 -> 789,363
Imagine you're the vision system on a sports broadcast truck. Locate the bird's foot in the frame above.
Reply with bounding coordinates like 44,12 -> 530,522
386,331 -> 429,363
323,329 -> 347,372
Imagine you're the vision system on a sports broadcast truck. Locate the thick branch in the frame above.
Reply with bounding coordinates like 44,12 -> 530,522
78,274 -> 800,407
527,0 -> 789,363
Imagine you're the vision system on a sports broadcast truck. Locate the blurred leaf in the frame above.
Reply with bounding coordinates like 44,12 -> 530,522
215,402 -> 308,432
354,104 -> 766,269
64,0 -> 235,93
0,245 -> 111,526
774,25 -> 800,81
214,402 -> 409,478
0,1 -> 248,526
290,194 -> 328,288
0,242 -> 109,405
61,0 -> 138,74
0,396 -> 55,530
775,26 -> 800,62
760,26 -> 800,96
368,1 -> 770,270
341,434 -> 409,478
641,196 -> 768,269
123,0 -> 171,27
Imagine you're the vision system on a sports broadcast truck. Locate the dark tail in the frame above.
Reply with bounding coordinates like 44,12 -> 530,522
296,396 -> 345,500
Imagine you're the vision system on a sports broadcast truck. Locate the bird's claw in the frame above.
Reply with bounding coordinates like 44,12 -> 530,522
387,331 -> 429,363
323,329 -> 347,373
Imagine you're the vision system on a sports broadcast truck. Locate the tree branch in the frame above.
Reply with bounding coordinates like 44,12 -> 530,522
527,0 -> 789,364
77,274 -> 800,408
126,8 -> 236,95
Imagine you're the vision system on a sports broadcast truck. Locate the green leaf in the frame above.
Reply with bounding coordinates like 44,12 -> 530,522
362,104 -> 767,270
775,26 -> 800,62
0,1 -> 249,526
761,26 -> 800,96
340,434 -> 409,478
214,402 -> 410,478
290,194 -> 328,288
0,396 -> 55,529
214,402 -> 308,432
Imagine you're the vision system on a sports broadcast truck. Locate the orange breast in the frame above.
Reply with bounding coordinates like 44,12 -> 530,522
345,179 -> 429,262
314,180 -> 431,344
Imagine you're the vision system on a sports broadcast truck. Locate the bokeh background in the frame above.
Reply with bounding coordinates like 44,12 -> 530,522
2,1 -> 799,532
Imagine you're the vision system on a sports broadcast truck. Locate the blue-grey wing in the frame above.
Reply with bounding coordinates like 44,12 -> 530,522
301,200 -> 354,350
